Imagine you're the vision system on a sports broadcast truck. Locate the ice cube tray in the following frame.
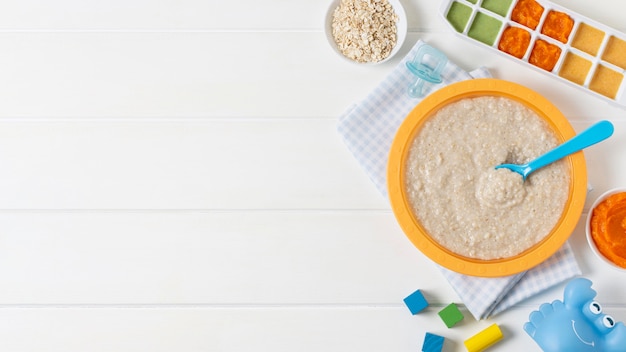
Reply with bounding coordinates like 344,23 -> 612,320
441,0 -> 626,108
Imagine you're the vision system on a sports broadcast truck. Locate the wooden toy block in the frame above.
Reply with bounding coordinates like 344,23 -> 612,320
464,323 -> 503,352
403,289 -> 429,314
438,303 -> 464,328
421,332 -> 444,352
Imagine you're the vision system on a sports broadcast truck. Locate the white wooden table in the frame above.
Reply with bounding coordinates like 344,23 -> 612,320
1,0 -> 625,351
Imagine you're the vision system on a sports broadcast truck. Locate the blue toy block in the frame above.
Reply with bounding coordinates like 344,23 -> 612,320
438,303 -> 464,328
403,289 -> 429,315
422,332 -> 444,352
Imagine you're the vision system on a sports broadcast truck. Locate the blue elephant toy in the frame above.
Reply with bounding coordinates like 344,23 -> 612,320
524,277 -> 626,351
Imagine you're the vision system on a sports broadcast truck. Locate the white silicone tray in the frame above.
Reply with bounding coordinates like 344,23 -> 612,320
440,0 -> 626,109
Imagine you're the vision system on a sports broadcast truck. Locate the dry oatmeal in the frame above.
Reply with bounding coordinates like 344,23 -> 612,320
404,96 -> 570,260
331,0 -> 398,63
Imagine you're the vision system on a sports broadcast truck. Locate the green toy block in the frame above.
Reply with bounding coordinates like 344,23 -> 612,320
438,303 -> 464,328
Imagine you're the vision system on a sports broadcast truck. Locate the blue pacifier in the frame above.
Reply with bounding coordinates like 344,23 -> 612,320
406,44 -> 448,98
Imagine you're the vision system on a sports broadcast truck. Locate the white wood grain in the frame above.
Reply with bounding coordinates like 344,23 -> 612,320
0,211 -> 444,304
0,306 -> 623,352
0,119 -> 387,209
0,32 -> 625,120
0,31 -> 393,118
0,210 -> 624,306
0,307 -> 527,351
0,0 -> 623,32
0,119 -> 624,210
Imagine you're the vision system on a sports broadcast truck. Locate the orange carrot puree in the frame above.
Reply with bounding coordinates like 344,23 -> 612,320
541,10 -> 574,43
498,26 -> 531,59
590,192 -> 626,268
511,0 -> 544,30
529,39 -> 561,71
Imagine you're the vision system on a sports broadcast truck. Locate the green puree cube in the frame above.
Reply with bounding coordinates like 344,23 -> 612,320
481,0 -> 513,17
446,1 -> 473,33
468,12 -> 502,46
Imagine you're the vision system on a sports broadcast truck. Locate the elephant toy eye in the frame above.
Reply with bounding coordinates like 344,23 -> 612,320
589,301 -> 602,314
603,315 -> 616,328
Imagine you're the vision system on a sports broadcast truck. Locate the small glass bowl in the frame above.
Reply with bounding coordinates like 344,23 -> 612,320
586,188 -> 626,272
324,0 -> 408,65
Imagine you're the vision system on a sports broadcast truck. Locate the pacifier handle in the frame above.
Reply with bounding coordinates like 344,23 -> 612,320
406,44 -> 448,98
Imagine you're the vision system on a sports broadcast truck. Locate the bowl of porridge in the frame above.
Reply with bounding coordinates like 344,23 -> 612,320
387,79 -> 587,277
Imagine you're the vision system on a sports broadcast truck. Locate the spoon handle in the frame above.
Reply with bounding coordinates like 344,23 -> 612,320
526,120 -> 614,173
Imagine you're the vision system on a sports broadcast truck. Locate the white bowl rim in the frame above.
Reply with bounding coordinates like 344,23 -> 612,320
585,187 -> 626,272
324,0 -> 408,65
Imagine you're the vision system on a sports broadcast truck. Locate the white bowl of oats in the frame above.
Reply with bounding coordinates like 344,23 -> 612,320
325,0 -> 408,64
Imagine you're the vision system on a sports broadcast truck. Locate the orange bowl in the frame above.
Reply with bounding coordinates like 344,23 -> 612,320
387,79 -> 587,277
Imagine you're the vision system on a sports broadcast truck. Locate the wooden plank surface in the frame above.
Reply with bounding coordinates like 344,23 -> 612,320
2,0 -> 626,351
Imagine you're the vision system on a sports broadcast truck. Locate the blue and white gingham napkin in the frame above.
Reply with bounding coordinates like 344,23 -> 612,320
337,40 -> 581,320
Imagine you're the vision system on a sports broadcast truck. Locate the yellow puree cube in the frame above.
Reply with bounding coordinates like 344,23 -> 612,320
603,36 -> 626,70
559,52 -> 591,85
572,23 -> 605,56
590,65 -> 624,99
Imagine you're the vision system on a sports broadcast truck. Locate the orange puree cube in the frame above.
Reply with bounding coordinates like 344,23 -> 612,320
511,0 -> 544,30
499,26 -> 531,58
541,10 -> 574,43
529,39 -> 561,71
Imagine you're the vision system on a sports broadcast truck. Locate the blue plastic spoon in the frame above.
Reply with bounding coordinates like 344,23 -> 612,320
496,120 -> 614,181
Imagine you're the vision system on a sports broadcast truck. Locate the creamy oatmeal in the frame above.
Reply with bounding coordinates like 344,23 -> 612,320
404,96 -> 570,260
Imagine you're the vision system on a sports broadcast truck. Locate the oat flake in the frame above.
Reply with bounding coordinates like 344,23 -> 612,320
331,0 -> 399,63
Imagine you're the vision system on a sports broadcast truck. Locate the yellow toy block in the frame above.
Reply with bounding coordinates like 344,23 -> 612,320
464,323 -> 503,352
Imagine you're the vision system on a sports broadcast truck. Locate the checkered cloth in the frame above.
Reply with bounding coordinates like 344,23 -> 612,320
337,40 -> 581,320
